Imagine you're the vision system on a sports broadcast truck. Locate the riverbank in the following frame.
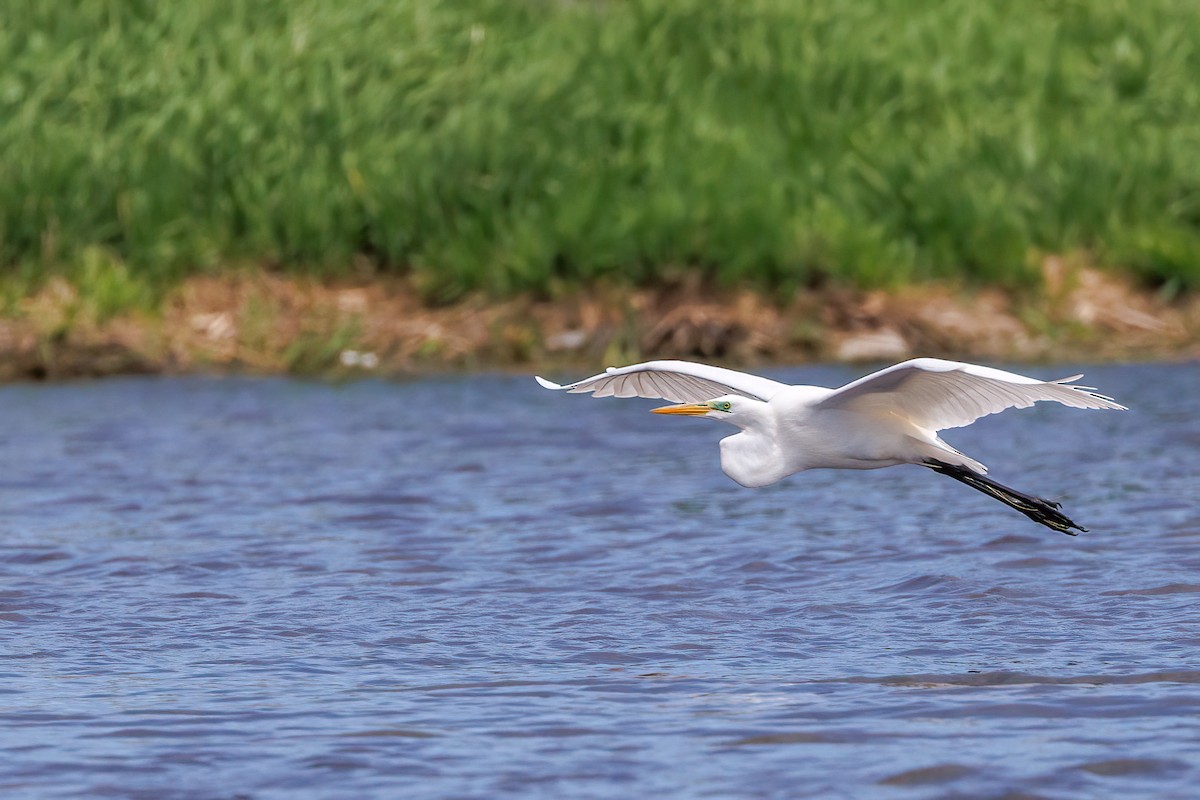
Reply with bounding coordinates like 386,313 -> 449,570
6,2 -> 1199,378
2,260 -> 1195,382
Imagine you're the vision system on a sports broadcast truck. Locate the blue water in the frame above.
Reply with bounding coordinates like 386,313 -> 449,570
1,363 -> 1197,798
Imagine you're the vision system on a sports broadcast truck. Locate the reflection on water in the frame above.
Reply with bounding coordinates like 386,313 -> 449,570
0,364 -> 1197,797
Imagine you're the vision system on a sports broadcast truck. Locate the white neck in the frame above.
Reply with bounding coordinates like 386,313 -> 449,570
716,400 -> 788,488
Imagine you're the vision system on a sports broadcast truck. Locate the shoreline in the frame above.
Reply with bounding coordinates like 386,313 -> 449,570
2,263 -> 1197,383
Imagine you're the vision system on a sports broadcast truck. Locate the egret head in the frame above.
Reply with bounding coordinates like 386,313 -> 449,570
651,395 -> 754,425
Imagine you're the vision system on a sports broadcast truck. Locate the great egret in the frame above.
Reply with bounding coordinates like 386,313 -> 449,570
536,358 -> 1126,534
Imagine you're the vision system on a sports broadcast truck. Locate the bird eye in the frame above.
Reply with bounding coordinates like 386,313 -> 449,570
721,401 -> 732,411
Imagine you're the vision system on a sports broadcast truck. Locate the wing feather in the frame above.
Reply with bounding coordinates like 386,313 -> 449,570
535,360 -> 786,404
815,358 -> 1125,431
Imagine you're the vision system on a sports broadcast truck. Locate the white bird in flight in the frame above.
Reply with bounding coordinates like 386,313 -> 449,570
536,358 -> 1126,534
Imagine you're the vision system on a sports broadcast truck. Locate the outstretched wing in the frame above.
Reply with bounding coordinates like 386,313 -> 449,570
815,358 -> 1126,431
535,360 -> 786,404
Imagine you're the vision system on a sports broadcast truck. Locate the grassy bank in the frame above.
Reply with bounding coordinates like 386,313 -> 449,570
3,0 -> 1200,303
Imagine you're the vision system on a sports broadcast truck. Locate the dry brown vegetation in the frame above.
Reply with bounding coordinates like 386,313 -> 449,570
1,260 -> 1196,383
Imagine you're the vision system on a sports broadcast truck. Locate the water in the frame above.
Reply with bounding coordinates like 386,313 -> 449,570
0,363 -> 1197,799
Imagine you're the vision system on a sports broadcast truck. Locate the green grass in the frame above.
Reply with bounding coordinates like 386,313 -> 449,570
3,0 -> 1200,301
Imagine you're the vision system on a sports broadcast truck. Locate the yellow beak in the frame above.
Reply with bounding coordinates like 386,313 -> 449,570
652,403 -> 711,416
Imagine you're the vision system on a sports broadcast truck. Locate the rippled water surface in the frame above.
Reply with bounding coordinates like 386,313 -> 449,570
1,364 -> 1198,798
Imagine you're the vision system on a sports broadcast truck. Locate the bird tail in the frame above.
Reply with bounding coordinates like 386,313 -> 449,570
924,460 -> 1085,535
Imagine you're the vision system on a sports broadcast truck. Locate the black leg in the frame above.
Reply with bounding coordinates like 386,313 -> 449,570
924,460 -> 1086,535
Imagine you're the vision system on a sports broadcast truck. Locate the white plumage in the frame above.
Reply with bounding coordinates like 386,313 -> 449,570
535,360 -> 786,403
536,358 -> 1126,534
